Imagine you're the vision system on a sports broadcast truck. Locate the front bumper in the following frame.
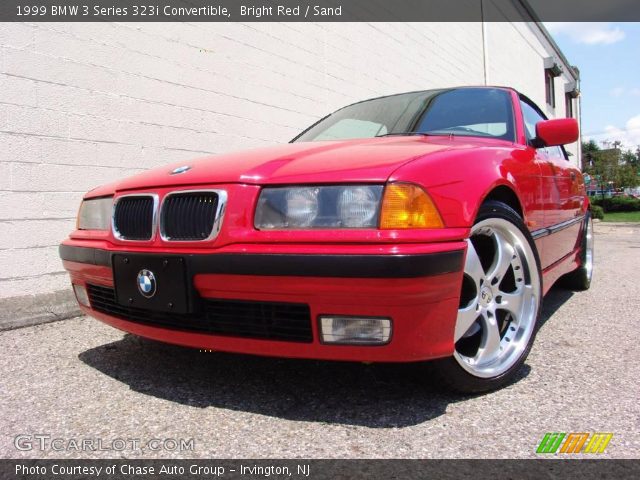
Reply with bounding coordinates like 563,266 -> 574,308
60,242 -> 466,362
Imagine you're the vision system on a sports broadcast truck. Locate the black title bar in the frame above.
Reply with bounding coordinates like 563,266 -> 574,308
5,459 -> 640,480
0,0 -> 639,22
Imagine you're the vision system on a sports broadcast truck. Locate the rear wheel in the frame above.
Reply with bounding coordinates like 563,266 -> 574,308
434,201 -> 542,393
560,212 -> 593,291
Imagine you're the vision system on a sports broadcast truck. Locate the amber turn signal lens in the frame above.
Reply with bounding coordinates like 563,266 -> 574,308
379,183 -> 444,229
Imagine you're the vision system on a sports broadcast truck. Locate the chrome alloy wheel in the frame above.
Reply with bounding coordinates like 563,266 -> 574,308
454,218 -> 541,378
584,215 -> 594,282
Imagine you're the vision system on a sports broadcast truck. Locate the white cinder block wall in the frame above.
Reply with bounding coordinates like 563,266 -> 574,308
0,21 -> 577,304
485,21 -> 581,159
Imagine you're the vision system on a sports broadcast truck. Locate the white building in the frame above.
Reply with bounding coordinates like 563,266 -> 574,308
0,18 -> 580,327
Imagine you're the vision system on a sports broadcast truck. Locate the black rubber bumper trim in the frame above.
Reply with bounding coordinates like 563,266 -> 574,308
59,245 -> 112,267
59,244 -> 464,279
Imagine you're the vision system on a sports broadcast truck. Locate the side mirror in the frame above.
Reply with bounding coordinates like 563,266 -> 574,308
534,118 -> 579,147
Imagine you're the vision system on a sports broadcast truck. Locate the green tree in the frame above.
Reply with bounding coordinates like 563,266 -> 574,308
622,149 -> 639,169
615,164 -> 638,189
582,139 -> 600,169
582,141 -> 639,198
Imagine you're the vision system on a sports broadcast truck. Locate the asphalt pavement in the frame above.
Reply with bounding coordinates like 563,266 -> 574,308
1,223 -> 638,459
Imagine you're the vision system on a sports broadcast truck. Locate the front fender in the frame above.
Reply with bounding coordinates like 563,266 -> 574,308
388,145 -> 535,228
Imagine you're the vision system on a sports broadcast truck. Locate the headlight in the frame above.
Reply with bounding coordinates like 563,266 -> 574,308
285,187 -> 320,227
77,197 -> 113,230
255,185 -> 383,229
338,186 -> 380,227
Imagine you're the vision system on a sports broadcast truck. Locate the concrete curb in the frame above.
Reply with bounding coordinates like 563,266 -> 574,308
0,289 -> 81,331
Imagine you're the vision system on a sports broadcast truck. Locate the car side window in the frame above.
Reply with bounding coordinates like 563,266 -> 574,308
520,99 -> 546,142
546,145 -> 566,160
521,98 -> 569,161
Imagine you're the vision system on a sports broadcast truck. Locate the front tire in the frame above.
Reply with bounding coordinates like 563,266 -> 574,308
433,201 -> 542,393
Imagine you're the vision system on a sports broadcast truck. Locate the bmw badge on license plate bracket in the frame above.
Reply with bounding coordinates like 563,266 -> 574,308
113,254 -> 191,314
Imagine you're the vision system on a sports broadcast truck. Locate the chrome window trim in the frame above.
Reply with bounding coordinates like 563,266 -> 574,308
159,189 -> 228,242
111,193 -> 159,242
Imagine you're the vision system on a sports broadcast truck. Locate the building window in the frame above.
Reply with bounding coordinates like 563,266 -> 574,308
545,69 -> 556,108
543,58 -> 562,109
565,82 -> 579,118
565,94 -> 573,118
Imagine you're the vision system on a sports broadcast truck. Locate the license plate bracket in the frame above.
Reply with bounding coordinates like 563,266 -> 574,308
113,254 -> 191,314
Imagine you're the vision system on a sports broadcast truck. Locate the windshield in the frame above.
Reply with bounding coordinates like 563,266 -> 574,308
293,87 -> 515,143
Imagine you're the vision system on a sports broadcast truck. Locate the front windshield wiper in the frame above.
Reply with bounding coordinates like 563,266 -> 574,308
375,132 -> 433,138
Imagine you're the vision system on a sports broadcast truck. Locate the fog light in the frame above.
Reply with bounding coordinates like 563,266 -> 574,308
320,316 -> 392,345
73,284 -> 90,307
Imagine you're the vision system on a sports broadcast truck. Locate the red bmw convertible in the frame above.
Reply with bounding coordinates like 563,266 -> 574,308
60,87 -> 592,392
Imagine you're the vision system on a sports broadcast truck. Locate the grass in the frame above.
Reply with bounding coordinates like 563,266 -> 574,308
602,211 -> 640,223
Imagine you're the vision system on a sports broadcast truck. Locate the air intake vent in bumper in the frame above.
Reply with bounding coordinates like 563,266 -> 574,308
86,284 -> 313,343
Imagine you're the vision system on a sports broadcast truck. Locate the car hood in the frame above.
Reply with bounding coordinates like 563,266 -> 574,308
107,136 -> 497,193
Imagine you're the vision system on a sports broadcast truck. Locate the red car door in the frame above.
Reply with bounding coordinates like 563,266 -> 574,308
540,148 -> 568,224
541,146 -> 583,266
519,98 -> 558,269
519,95 -> 584,269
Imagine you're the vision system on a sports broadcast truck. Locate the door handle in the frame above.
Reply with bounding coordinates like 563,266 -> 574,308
570,172 -> 577,181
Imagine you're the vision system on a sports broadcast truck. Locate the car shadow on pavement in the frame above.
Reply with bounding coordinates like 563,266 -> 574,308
74,288 -> 585,428
79,336 -> 471,428
78,333 -> 533,428
538,285 -> 575,331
